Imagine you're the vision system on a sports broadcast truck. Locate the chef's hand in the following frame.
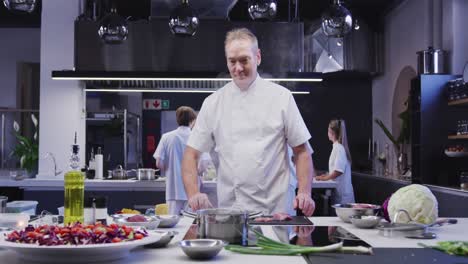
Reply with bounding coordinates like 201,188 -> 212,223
188,192 -> 213,211
294,193 -> 315,217
315,174 -> 327,181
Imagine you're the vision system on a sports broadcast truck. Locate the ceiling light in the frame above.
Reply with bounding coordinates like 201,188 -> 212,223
336,39 -> 343,46
3,0 -> 36,13
354,19 -> 360,30
248,0 -> 277,20
98,6 -> 128,44
321,0 -> 353,38
168,0 -> 199,37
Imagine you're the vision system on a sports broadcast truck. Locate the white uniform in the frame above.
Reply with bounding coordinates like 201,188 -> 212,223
187,76 -> 312,215
328,142 -> 355,204
153,126 -> 191,214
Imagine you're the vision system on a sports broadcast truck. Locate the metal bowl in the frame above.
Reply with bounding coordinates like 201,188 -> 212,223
144,230 -> 178,248
179,239 -> 228,260
111,214 -> 160,229
156,215 -> 180,228
332,203 -> 381,223
349,215 -> 382,229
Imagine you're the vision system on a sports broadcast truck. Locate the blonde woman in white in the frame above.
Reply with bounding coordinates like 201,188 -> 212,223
316,119 -> 355,204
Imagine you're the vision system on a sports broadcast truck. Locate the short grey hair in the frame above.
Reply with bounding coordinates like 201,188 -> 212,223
224,27 -> 259,50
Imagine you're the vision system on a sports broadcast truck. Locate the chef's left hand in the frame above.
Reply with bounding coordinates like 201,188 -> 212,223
294,193 -> 315,217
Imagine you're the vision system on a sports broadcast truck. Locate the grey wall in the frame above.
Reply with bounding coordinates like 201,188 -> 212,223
0,28 -> 40,108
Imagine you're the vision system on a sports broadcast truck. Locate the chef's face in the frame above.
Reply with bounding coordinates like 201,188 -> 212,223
225,39 -> 261,90
328,127 -> 337,142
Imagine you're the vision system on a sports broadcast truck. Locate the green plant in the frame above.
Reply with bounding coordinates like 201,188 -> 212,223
10,114 -> 39,173
375,99 -> 411,152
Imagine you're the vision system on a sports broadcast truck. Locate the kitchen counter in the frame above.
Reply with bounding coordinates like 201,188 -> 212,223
352,171 -> 468,217
0,177 -> 217,191
0,177 -> 337,191
0,216 -> 466,263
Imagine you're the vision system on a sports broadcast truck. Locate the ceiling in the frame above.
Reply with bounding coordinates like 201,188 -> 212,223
0,0 -> 404,31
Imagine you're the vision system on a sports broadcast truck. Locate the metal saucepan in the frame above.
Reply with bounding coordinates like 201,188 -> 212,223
110,165 -> 128,180
377,209 -> 457,238
136,168 -> 159,181
183,208 -> 263,245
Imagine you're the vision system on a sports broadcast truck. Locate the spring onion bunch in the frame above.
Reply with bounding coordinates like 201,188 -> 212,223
225,230 -> 373,255
419,241 -> 468,256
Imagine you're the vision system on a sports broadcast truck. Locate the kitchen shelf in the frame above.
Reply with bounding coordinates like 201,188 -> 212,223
448,98 -> 468,106
448,135 -> 468,139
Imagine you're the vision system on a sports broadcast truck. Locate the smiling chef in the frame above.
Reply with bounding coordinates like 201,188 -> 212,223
182,27 -> 316,216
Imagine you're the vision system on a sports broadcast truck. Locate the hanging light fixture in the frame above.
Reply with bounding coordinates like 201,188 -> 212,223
168,0 -> 199,37
98,6 -> 128,44
354,19 -> 360,30
3,0 -> 36,13
248,0 -> 277,20
321,0 -> 353,38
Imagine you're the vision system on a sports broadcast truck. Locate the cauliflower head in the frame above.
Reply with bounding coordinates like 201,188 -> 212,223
388,184 -> 438,224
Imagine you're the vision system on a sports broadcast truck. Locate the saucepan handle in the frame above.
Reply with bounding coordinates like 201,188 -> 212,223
182,210 -> 197,219
247,211 -> 264,219
428,218 -> 458,227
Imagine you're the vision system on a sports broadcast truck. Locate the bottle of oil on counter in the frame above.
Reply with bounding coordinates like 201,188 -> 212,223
64,132 -> 85,225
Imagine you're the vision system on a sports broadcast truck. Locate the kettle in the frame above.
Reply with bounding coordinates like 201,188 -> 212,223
416,47 -> 446,74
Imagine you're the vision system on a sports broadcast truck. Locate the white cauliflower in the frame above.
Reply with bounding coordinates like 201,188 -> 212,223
388,184 -> 438,224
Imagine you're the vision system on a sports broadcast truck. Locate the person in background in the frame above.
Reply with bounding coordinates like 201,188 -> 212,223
315,119 -> 355,204
182,27 -> 316,216
154,106 -> 197,215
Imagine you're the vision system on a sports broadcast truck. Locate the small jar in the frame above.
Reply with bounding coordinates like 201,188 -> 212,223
94,196 -> 108,225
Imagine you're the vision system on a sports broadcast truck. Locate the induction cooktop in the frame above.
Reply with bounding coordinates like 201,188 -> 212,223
182,225 -> 371,248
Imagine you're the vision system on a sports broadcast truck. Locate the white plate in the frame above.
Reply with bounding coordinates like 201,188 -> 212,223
111,214 -> 160,229
445,151 -> 468,157
0,232 -> 162,263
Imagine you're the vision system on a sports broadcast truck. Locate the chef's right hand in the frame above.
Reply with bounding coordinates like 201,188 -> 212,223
188,192 -> 213,211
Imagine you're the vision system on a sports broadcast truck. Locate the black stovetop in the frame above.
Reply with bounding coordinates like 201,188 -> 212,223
182,225 -> 371,248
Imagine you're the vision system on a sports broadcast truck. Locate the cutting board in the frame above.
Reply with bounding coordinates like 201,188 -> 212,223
248,216 -> 313,226
303,248 -> 467,264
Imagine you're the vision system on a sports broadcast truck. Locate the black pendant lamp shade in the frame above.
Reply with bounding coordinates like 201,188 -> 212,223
98,7 -> 128,44
168,0 -> 199,37
248,0 -> 277,20
3,0 -> 36,13
321,0 -> 353,38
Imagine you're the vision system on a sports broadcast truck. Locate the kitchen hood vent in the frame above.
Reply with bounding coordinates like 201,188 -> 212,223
51,19 -> 325,93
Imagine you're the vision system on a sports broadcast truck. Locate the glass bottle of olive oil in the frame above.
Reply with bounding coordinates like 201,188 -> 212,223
64,133 -> 85,225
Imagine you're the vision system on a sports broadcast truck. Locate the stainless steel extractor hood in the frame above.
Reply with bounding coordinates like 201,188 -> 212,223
52,19 -> 322,93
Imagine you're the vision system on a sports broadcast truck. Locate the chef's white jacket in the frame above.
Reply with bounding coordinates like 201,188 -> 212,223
329,142 -> 355,204
187,76 -> 312,214
154,126 -> 191,201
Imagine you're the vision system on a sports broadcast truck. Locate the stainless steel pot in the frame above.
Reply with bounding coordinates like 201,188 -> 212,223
183,208 -> 263,245
111,165 -> 128,180
417,46 -> 445,74
136,168 -> 158,181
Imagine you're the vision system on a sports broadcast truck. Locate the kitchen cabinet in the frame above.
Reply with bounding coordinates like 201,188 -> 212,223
410,75 -> 468,189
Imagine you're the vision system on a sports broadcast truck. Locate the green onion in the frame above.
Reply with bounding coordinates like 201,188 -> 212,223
224,229 -> 372,256
419,241 -> 468,256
